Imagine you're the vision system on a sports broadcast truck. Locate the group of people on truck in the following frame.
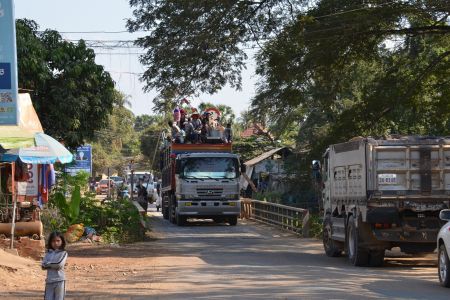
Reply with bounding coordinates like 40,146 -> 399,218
167,107 -> 232,144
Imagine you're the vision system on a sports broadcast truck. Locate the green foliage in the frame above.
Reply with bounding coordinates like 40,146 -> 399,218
41,208 -> 67,236
127,1 -> 450,207
134,114 -> 161,132
78,194 -> 143,244
91,91 -> 141,174
233,136 -> 275,162
253,192 -> 283,204
52,186 -> 81,225
309,214 -> 323,239
16,19 -> 116,148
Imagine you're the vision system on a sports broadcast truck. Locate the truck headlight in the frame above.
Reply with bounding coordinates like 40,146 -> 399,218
225,194 -> 239,199
180,194 -> 196,200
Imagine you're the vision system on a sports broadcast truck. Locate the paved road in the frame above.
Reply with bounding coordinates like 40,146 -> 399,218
141,209 -> 448,300
9,205 -> 447,299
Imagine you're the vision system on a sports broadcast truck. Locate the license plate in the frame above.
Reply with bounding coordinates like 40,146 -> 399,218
378,174 -> 397,185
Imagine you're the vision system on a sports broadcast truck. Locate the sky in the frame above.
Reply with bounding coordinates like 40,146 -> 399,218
14,0 -> 258,116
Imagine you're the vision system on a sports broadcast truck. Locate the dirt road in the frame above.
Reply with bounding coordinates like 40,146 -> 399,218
3,207 -> 449,299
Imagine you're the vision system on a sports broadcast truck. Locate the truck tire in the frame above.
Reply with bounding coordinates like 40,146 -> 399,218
168,199 -> 176,224
368,250 -> 385,267
228,216 -> 238,226
347,215 -> 369,266
213,217 -> 224,223
323,215 -> 342,257
162,207 -> 169,219
439,244 -> 450,287
176,213 -> 186,226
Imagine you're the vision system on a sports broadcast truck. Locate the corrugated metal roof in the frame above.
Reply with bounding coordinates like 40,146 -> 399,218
244,147 -> 291,167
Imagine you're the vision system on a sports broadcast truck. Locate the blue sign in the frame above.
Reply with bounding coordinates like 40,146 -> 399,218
66,145 -> 93,176
0,63 -> 11,89
0,0 -> 19,125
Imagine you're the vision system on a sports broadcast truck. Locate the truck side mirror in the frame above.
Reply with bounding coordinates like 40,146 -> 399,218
175,159 -> 181,175
312,160 -> 322,182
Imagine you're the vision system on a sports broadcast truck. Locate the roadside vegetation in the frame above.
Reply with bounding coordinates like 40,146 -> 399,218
41,171 -> 143,244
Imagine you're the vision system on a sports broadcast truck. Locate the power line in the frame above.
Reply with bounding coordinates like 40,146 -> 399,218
95,52 -> 146,55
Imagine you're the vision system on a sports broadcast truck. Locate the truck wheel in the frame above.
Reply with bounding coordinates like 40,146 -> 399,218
176,213 -> 186,226
439,244 -> 450,287
162,207 -> 169,219
347,215 -> 369,266
213,217 -> 223,223
228,216 -> 238,226
168,201 -> 176,224
368,250 -> 385,267
323,215 -> 342,257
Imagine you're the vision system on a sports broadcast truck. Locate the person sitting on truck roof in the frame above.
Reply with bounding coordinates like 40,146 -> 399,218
191,113 -> 202,143
200,118 -> 210,143
223,123 -> 233,143
168,120 -> 181,143
179,109 -> 186,130
184,117 -> 197,144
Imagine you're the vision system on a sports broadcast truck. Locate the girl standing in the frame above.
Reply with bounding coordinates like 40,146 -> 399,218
42,231 -> 68,300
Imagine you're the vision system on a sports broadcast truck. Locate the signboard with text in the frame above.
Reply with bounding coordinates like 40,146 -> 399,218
0,0 -> 19,124
16,164 -> 38,197
66,145 -> 92,176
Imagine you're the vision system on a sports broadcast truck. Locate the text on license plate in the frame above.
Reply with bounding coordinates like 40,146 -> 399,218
378,174 -> 397,184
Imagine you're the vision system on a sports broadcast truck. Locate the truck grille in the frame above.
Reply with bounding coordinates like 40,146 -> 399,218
197,188 -> 223,199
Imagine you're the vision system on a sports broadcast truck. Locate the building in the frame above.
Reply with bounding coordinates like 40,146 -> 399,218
240,147 -> 293,197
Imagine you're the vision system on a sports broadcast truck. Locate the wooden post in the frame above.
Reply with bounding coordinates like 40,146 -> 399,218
242,173 -> 257,193
10,162 -> 16,249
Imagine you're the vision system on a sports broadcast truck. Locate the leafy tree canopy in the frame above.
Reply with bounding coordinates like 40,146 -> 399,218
128,1 -> 450,202
16,19 -> 116,148
92,91 -> 140,174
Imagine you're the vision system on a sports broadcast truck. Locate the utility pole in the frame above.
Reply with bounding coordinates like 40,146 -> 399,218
107,167 -> 111,199
130,160 -> 134,202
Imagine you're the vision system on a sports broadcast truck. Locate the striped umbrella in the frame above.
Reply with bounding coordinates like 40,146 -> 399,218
1,133 -> 73,164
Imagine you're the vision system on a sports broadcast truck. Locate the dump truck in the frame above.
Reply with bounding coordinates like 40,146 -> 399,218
320,136 -> 450,266
160,142 -> 243,226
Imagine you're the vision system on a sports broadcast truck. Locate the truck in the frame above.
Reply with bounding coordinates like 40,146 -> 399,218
320,136 -> 450,266
160,142 -> 243,226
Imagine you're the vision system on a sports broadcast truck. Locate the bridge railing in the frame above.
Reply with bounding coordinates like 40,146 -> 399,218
241,199 -> 310,237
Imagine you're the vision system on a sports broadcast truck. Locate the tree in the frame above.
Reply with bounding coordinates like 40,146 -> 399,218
89,91 -> 140,174
127,0 -> 302,107
134,114 -> 159,132
128,1 -> 450,204
140,125 -> 162,170
16,19 -> 116,148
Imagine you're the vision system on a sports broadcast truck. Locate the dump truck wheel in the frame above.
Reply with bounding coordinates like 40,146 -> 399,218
323,215 -> 342,257
347,215 -> 369,266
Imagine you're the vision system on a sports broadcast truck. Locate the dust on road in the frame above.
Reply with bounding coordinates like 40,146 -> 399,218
2,207 -> 447,300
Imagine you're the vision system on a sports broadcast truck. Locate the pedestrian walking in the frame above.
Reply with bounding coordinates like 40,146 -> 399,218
42,231 -> 68,300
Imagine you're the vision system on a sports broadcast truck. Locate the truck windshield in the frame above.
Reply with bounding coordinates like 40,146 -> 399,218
181,157 -> 239,179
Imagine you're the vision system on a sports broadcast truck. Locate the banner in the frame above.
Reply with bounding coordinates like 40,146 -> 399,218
0,0 -> 19,125
16,164 -> 38,197
66,145 -> 92,176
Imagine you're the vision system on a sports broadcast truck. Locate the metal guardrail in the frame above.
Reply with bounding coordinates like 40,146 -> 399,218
241,199 -> 310,237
